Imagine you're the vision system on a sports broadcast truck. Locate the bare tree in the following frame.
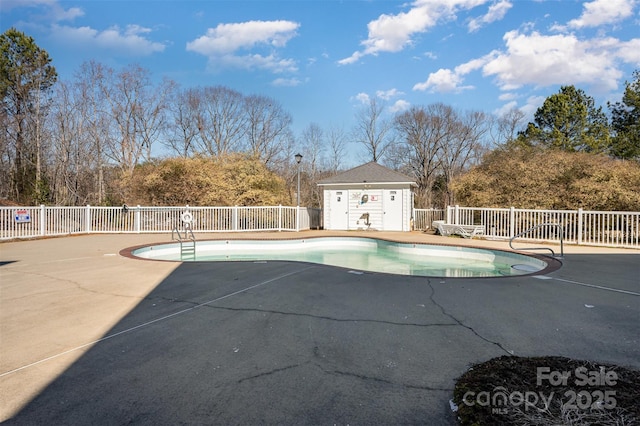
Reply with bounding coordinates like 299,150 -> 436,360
0,109 -> 11,199
490,107 -> 526,146
138,76 -> 175,161
165,87 -> 200,158
437,106 -> 488,205
325,124 -> 348,172
74,61 -> 112,204
300,123 -> 324,207
49,80 -> 82,204
99,64 -> 169,176
393,105 -> 444,208
353,97 -> 394,163
244,94 -> 292,164
193,86 -> 247,157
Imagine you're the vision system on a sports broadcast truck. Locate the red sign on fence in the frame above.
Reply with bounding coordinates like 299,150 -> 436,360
15,209 -> 31,223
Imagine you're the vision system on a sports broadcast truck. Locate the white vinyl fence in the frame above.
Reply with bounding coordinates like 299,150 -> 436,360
412,208 -> 446,231
414,205 -> 639,249
3,204 -> 638,249
1,205 -> 322,240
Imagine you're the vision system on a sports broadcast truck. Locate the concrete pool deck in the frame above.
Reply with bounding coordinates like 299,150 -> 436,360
1,231 -> 638,424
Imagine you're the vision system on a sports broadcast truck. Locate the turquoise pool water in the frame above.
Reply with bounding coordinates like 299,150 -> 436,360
131,237 -> 549,278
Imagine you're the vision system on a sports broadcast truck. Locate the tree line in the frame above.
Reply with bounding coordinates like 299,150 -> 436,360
2,28 -> 639,209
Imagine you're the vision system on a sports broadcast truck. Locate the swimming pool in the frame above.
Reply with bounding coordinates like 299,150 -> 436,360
127,237 -> 554,278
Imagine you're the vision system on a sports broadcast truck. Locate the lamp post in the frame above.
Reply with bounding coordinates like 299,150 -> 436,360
295,153 -> 303,206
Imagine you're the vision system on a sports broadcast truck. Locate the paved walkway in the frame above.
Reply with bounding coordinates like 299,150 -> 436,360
1,232 -> 638,424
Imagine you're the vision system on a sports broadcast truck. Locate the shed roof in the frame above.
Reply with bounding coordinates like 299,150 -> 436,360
317,162 -> 417,186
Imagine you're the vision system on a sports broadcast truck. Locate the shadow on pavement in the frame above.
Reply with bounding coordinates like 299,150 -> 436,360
6,253 -> 639,425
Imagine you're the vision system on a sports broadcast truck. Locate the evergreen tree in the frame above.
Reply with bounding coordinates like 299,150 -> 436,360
609,70 -> 640,160
1,28 -> 57,203
519,85 -> 610,153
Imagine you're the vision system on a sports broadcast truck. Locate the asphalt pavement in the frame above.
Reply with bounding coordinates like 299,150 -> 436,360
1,232 -> 638,425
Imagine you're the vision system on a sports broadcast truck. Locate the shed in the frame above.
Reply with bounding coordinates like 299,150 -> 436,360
317,162 -> 417,231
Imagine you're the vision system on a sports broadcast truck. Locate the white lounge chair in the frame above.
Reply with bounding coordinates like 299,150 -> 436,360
432,220 -> 485,239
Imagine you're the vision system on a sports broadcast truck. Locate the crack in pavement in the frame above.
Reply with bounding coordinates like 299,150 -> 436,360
237,362 -> 309,384
200,304 -> 460,328
1,268 -> 142,300
426,279 -> 513,356
320,367 -> 454,392
233,358 -> 453,394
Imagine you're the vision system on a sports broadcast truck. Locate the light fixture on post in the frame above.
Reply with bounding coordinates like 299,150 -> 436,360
295,153 -> 303,207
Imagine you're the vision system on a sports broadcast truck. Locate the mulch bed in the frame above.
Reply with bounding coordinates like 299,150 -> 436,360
452,356 -> 640,426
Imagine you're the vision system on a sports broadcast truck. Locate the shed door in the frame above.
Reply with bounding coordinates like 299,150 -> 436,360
330,191 -> 348,230
383,190 -> 403,231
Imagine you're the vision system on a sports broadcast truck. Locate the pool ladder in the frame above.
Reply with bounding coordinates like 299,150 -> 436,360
172,224 -> 196,259
509,223 -> 564,258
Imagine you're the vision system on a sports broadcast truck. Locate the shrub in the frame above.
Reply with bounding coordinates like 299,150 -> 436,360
452,146 -> 640,210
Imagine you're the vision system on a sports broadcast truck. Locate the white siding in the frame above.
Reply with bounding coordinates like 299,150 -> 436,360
403,188 -> 411,231
323,189 -> 332,229
348,189 -> 383,230
321,185 -> 414,231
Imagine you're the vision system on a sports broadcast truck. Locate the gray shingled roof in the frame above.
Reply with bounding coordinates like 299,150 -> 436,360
317,162 -> 417,185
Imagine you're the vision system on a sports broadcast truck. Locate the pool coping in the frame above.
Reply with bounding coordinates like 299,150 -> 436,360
119,234 -> 563,278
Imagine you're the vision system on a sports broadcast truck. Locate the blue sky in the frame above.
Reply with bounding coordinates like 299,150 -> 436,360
2,0 -> 639,154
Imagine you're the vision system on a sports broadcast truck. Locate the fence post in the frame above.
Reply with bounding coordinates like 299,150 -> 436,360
296,206 -> 300,232
278,205 -> 282,231
509,206 -> 515,238
577,208 -> 583,245
135,205 -> 141,233
233,206 -> 238,231
86,205 -> 91,233
454,205 -> 460,225
40,205 -> 46,237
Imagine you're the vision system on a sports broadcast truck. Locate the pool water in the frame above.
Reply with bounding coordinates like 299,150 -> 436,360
131,237 -> 549,278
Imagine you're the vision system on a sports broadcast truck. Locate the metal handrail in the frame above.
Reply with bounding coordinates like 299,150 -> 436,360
172,223 -> 195,242
509,223 -> 564,258
172,223 -> 196,257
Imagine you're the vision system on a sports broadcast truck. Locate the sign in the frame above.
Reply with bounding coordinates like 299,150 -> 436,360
15,209 -> 31,223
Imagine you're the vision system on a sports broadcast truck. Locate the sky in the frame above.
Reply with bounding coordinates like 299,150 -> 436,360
2,0 -> 639,159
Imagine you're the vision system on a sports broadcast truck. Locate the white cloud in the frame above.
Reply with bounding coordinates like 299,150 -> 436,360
498,92 -> 518,101
187,20 -> 299,55
186,20 -> 300,73
454,56 -> 488,75
338,0 -> 489,65
493,100 -> 518,117
0,0 -> 83,21
616,38 -> 640,64
468,0 -> 512,32
50,24 -> 165,56
47,4 -> 82,21
376,88 -> 404,100
215,53 -> 298,74
353,93 -> 370,104
494,95 -> 545,123
0,0 -> 53,12
413,68 -> 475,93
568,0 -> 636,29
521,96 -> 546,120
413,55 -> 484,93
272,77 -> 302,87
482,30 -> 624,91
389,99 -> 411,113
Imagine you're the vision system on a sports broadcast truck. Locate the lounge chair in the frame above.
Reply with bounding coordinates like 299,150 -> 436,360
432,220 -> 485,239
